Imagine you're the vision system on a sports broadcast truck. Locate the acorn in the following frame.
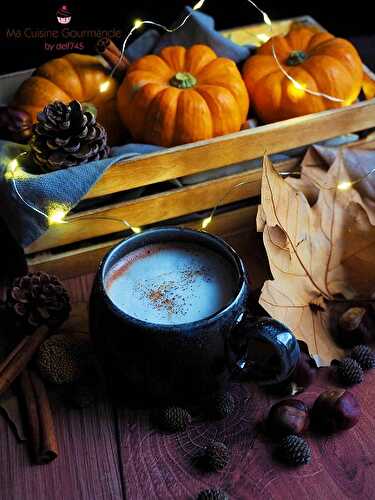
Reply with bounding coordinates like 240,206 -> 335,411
337,307 -> 373,347
197,441 -> 230,472
153,406 -> 192,432
267,399 -> 310,439
277,435 -> 311,466
311,389 -> 361,433
207,391 -> 235,420
350,345 -> 375,370
197,488 -> 229,500
334,358 -> 364,386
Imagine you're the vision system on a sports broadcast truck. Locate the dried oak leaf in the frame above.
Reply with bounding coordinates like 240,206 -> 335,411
257,153 -> 375,365
287,145 -> 375,212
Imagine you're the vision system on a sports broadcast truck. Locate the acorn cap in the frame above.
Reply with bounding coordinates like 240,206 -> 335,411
277,435 -> 311,466
197,488 -> 229,500
198,441 -> 230,472
153,406 -> 192,432
350,345 -> 375,370
36,333 -> 90,384
336,358 -> 364,386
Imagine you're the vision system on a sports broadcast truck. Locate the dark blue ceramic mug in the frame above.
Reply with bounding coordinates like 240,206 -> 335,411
89,227 -> 299,405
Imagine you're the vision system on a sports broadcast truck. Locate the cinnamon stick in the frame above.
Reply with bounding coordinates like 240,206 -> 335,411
96,37 -> 129,76
0,326 -> 49,397
19,368 -> 58,464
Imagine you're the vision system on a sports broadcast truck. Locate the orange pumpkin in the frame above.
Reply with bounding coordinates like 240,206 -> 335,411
117,44 -> 249,147
12,53 -> 124,145
242,27 -> 363,123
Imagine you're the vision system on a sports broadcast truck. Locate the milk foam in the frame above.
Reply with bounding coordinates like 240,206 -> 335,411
105,242 -> 237,325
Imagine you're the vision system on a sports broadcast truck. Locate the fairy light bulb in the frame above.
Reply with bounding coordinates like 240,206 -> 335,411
131,226 -> 142,234
48,207 -> 68,225
99,80 -> 111,93
8,158 -> 18,173
201,216 -> 213,229
193,0 -> 205,9
293,81 -> 305,91
134,19 -> 143,29
262,12 -> 272,26
337,181 -> 353,191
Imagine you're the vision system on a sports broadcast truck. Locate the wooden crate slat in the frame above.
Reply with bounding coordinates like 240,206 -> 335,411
26,167 -> 267,254
28,206 -> 259,278
84,99 -> 375,200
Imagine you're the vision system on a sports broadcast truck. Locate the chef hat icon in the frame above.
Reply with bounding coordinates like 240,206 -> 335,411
57,5 -> 72,24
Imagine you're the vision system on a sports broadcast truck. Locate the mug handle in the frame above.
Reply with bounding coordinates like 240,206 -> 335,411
229,315 -> 300,386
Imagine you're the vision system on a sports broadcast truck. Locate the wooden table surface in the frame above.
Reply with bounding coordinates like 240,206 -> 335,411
1,270 -> 375,500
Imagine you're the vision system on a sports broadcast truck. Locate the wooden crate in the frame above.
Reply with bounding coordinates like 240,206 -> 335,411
21,16 -> 375,278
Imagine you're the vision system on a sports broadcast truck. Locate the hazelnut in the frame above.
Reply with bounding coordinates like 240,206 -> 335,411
267,399 -> 310,439
311,389 -> 361,433
337,307 -> 373,347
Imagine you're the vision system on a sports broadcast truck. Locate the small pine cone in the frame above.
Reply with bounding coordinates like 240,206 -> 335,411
277,435 -> 311,466
7,272 -> 70,332
198,441 -> 230,472
30,100 -> 109,172
350,345 -> 375,370
208,392 -> 235,420
154,406 -> 192,432
197,488 -> 229,500
0,105 -> 32,143
36,334 -> 89,384
336,358 -> 364,386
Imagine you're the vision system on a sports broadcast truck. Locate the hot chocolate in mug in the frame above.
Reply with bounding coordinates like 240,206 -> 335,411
89,227 -> 299,405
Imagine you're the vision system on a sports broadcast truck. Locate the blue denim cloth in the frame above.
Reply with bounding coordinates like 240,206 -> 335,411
0,7 -> 254,247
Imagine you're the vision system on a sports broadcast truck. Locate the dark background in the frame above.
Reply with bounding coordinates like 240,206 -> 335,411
0,0 -> 374,74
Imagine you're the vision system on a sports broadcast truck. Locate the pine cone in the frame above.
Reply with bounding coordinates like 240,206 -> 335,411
7,272 -> 70,332
197,488 -> 229,500
36,333 -> 89,384
350,345 -> 375,370
0,105 -> 32,143
153,406 -> 192,432
30,100 -> 109,172
198,441 -> 230,472
277,435 -> 311,466
208,392 -> 235,420
336,358 -> 364,386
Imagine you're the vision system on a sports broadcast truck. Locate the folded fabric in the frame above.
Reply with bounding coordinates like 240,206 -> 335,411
126,6 -> 253,63
0,7 -> 255,248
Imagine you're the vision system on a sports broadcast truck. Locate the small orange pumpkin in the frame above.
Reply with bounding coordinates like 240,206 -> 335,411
117,44 -> 249,147
242,27 -> 363,123
12,53 -> 124,145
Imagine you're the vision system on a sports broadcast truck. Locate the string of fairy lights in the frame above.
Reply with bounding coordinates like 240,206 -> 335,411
4,0 -> 373,236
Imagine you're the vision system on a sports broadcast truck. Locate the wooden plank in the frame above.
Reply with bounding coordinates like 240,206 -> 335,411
28,206 -> 259,278
84,98 -> 375,200
115,367 -> 375,500
0,289 -> 124,500
28,153 -> 292,255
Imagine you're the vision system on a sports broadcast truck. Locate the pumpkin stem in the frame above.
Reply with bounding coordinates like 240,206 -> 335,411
286,51 -> 308,66
170,72 -> 197,89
